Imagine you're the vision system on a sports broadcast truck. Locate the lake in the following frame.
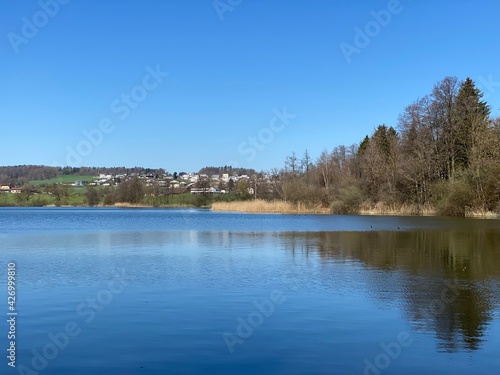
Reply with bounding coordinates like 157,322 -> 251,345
1,208 -> 499,374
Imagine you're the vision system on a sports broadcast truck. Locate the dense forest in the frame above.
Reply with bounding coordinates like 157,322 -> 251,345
268,77 -> 500,216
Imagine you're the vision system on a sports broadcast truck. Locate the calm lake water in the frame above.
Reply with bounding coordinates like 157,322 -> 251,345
1,208 -> 499,374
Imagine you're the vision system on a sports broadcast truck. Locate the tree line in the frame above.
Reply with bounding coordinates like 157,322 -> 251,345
198,166 -> 257,177
2,76 -> 498,216
0,166 -> 167,186
268,77 -> 500,215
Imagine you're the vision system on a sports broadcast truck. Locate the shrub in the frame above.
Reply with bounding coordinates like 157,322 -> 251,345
30,195 -> 49,207
103,193 -> 115,206
495,201 -> 500,215
433,179 -> 474,216
85,186 -> 100,206
330,186 -> 363,214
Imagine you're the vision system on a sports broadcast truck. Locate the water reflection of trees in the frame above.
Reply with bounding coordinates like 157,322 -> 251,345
281,230 -> 500,352
97,229 -> 499,352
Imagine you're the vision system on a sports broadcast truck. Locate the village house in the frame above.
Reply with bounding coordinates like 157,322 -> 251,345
189,186 -> 221,195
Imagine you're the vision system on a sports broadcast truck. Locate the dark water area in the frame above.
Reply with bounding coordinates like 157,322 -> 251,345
0,208 -> 499,374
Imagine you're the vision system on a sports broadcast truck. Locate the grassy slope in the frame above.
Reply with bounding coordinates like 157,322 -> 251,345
30,175 -> 95,185
0,188 -> 86,206
0,190 -> 236,208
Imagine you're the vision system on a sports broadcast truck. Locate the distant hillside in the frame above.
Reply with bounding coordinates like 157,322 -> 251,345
198,166 -> 257,177
0,165 -> 166,186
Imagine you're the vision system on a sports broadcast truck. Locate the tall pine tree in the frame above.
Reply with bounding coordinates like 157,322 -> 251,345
453,78 -> 490,170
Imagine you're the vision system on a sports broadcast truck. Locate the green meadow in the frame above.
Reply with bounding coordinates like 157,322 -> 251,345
0,190 -> 86,207
30,175 -> 96,185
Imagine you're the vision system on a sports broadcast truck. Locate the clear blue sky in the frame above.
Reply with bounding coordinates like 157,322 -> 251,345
1,0 -> 499,172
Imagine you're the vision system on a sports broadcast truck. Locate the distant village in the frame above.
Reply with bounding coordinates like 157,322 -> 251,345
89,172 -> 267,195
0,171 -> 273,196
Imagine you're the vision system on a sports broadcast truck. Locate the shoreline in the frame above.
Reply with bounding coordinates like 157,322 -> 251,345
0,203 -> 208,209
2,201 -> 499,219
211,200 -> 500,219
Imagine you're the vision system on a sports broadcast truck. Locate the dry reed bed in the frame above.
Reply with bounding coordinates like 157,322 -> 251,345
465,209 -> 499,219
359,202 -> 436,216
113,202 -> 151,208
211,200 -> 331,214
212,200 -> 499,218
